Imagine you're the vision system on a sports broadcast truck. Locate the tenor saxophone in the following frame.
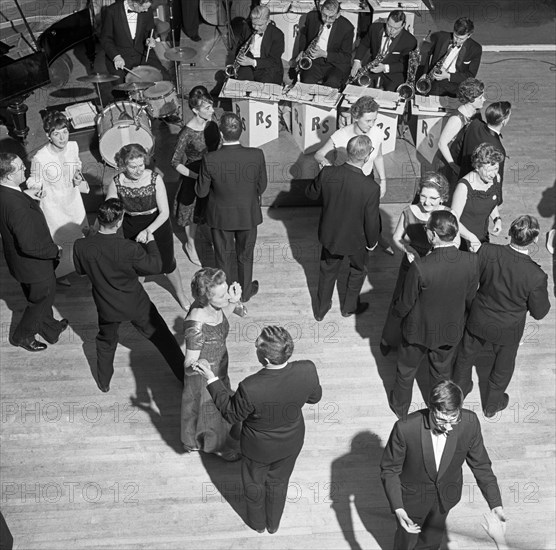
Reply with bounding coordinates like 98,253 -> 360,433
347,52 -> 386,87
396,49 -> 420,100
297,24 -> 327,72
225,32 -> 256,79
416,43 -> 453,95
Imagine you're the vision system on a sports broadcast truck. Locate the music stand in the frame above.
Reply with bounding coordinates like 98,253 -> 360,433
205,0 -> 234,61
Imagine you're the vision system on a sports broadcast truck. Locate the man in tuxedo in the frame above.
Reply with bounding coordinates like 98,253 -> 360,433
351,10 -> 417,92
0,153 -> 67,352
381,380 -> 505,549
297,0 -> 354,89
459,101 -> 511,203
453,215 -> 550,417
234,5 -> 285,85
421,17 -> 482,97
305,135 -> 380,321
194,325 -> 322,533
196,112 -> 267,303
73,199 -> 184,392
390,211 -> 479,420
171,0 -> 201,42
100,0 -> 163,81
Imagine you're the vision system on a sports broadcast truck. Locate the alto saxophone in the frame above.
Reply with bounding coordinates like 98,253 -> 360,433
347,52 -> 386,87
297,24 -> 327,72
416,43 -> 453,95
225,32 -> 256,79
396,49 -> 420,100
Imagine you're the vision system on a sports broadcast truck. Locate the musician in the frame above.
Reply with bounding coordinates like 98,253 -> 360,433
297,0 -> 354,89
421,17 -> 482,97
100,0 -> 164,81
234,6 -> 285,85
351,10 -> 417,92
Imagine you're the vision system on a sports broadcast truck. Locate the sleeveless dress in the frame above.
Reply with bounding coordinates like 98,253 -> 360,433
171,121 -> 220,227
180,311 -> 236,453
114,170 -> 177,273
381,205 -> 447,348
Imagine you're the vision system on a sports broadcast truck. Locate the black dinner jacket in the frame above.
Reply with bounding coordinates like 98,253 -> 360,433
100,0 -> 155,68
207,360 -> 322,463
381,409 -> 502,515
299,10 -> 354,74
466,243 -> 550,345
394,245 -> 479,348
355,22 -> 417,89
196,143 -> 267,231
0,186 -> 59,284
423,31 -> 482,84
238,23 -> 285,84
458,119 -> 506,195
73,232 -> 161,322
305,163 -> 380,256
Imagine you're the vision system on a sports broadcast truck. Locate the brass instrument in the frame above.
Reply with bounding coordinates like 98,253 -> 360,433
396,50 -> 420,100
347,52 -> 386,87
415,43 -> 453,95
297,24 -> 327,72
225,32 -> 256,79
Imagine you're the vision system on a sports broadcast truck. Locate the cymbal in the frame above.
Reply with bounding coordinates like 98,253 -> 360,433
165,46 -> 196,62
77,73 -> 119,84
113,81 -> 155,92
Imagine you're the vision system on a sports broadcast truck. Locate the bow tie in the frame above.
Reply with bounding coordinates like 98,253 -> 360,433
127,9 -> 137,14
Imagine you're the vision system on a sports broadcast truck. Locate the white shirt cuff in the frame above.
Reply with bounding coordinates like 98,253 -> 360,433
207,376 -> 219,385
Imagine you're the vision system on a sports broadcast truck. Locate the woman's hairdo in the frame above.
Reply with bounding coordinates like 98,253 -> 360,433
43,111 -> 69,135
114,144 -> 149,169
190,268 -> 227,307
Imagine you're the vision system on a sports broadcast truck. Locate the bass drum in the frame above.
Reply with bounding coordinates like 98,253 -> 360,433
96,101 -> 153,168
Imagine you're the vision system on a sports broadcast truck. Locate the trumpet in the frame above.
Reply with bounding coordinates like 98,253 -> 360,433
396,50 -> 420,100
297,25 -> 326,72
347,52 -> 386,87
225,32 -> 256,79
415,45 -> 452,95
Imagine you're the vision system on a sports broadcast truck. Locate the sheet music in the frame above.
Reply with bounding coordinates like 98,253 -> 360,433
221,79 -> 284,101
282,82 -> 342,107
65,101 -> 97,129
413,95 -> 460,113
342,85 -> 400,110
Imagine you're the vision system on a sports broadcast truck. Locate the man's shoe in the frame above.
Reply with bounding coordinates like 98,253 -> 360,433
267,526 -> 279,534
12,338 -> 47,352
379,341 -> 392,357
341,302 -> 369,318
483,393 -> 509,418
188,34 -> 202,42
43,319 -> 69,344
242,281 -> 259,303
96,380 -> 110,393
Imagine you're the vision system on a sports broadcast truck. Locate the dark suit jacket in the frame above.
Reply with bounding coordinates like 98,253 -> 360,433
459,119 -> 506,199
0,186 -> 59,284
381,409 -> 502,516
355,22 -> 417,89
423,31 -> 482,85
305,164 -> 380,256
207,360 -> 322,463
196,144 -> 267,231
238,23 -> 285,84
394,245 -> 479,348
466,243 -> 550,345
299,11 -> 354,75
73,232 -> 161,322
100,0 -> 155,72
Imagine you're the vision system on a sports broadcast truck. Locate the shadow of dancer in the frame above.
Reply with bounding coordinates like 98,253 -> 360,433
330,431 -> 395,550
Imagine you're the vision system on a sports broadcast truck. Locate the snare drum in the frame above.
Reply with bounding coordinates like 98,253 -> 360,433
96,101 -> 154,167
144,81 -> 179,118
125,65 -> 163,84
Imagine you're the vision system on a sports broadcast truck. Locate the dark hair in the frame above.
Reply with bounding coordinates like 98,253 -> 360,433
350,96 -> 379,119
321,0 -> 340,14
98,198 -> 124,227
0,152 -> 18,181
130,0 -> 152,6
429,381 -> 463,415
388,10 -> 406,23
485,101 -> 512,126
191,268 -> 227,307
43,111 -> 69,135
426,210 -> 459,242
188,88 -> 213,111
509,215 -> 540,246
454,17 -> 474,35
471,142 -> 504,169
114,144 -> 149,169
219,112 -> 242,141
418,172 -> 450,203
255,326 -> 294,364
457,77 -> 484,104
347,135 -> 373,162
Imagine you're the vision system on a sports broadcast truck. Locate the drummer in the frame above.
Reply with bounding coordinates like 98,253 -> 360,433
100,0 -> 169,85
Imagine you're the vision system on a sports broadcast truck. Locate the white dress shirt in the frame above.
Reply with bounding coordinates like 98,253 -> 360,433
250,32 -> 263,58
124,0 -> 138,40
316,24 -> 332,52
430,430 -> 448,470
441,43 -> 462,74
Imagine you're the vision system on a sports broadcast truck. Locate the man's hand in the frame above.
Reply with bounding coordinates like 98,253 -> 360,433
228,281 -> 242,303
114,55 -> 125,70
482,509 -> 508,549
491,218 -> 502,235
350,60 -> 362,77
433,68 -> 449,81
395,509 -> 421,533
135,230 -> 149,244
491,506 -> 506,523
311,45 -> 327,59
146,37 -> 157,49
371,63 -> 386,73
379,179 -> 386,199
57,245 -> 63,259
237,53 -> 255,67
192,359 -> 212,380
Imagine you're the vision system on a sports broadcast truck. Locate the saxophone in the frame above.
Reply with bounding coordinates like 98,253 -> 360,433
415,43 -> 453,95
347,52 -> 386,87
396,49 -> 420,100
225,32 -> 256,79
297,24 -> 327,71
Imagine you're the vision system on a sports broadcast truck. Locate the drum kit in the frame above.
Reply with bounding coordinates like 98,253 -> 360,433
76,46 -> 196,167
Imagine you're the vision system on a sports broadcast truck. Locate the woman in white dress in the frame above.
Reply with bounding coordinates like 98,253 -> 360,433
314,96 -> 394,254
27,111 -> 89,285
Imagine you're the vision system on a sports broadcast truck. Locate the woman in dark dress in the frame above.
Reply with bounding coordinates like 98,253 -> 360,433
106,144 -> 190,311
451,142 -> 503,251
380,173 -> 451,355
181,268 -> 243,461
172,87 -> 220,266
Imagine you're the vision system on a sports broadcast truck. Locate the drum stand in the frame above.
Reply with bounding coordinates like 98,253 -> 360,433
205,0 -> 234,61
